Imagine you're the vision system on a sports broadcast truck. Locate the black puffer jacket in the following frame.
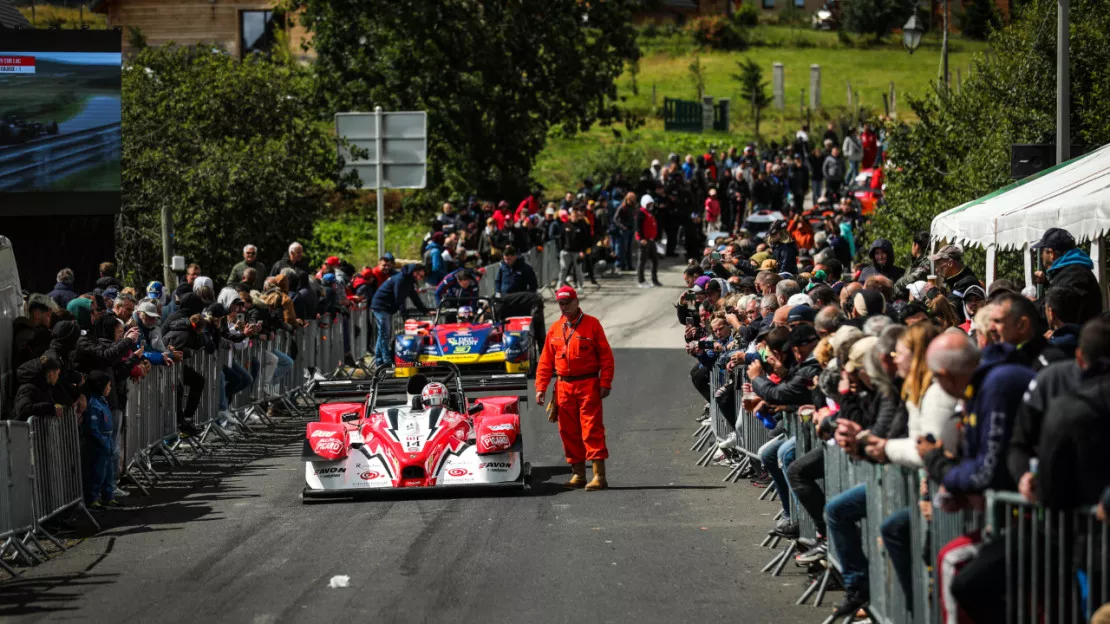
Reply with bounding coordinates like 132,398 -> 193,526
13,317 -> 51,367
44,320 -> 83,407
14,358 -> 56,421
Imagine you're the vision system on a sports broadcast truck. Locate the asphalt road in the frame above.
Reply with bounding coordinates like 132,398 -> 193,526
1,264 -> 820,624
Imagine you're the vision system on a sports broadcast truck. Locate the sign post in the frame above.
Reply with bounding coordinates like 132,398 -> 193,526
336,109 -> 427,258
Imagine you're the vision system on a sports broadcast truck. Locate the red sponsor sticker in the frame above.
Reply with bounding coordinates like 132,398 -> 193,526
447,468 -> 469,477
359,471 -> 381,480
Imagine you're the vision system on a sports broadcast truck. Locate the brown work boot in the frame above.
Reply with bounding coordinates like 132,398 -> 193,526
585,459 -> 608,491
566,462 -> 587,488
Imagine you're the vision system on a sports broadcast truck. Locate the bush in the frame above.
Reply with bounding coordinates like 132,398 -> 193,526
571,140 -> 648,189
778,4 -> 806,26
640,20 -> 660,38
687,15 -> 749,50
732,3 -> 760,27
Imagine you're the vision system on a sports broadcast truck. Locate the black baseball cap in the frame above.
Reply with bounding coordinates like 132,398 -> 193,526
787,304 -> 816,324
783,324 -> 820,350
1031,227 -> 1077,251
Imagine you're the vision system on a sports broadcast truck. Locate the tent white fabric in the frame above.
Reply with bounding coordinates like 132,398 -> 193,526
931,142 -> 1110,251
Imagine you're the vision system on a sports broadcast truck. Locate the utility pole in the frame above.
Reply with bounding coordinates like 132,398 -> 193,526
161,204 -> 176,289
941,0 -> 950,89
1057,0 -> 1070,164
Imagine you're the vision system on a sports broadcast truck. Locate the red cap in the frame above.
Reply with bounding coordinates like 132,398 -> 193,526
556,286 -> 578,301
325,256 -> 340,266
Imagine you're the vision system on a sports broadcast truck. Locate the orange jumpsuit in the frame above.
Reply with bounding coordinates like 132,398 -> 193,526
535,312 -> 615,464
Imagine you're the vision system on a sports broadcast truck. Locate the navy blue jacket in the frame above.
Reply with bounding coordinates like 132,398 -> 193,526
495,258 -> 538,295
931,343 -> 1035,494
371,265 -> 430,314
773,241 -> 798,275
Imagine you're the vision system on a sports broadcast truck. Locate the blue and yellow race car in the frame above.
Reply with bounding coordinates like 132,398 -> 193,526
394,297 -> 537,377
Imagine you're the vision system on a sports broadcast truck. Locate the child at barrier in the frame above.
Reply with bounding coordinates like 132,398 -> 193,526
81,371 -> 119,511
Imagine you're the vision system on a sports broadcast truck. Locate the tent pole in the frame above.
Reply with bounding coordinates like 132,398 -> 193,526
986,244 -> 997,288
1023,245 -> 1033,291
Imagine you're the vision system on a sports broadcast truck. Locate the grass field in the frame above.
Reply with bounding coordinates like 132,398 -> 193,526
312,214 -> 428,267
533,26 -> 990,192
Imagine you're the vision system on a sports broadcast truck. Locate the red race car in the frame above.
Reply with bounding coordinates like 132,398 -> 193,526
302,362 -> 532,499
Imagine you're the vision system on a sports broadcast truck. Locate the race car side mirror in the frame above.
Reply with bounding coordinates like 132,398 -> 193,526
468,403 -> 483,416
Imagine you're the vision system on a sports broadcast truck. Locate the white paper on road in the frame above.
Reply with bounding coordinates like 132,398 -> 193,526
328,575 -> 350,588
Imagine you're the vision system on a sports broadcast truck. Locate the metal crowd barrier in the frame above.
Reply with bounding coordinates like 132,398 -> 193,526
691,362 -> 1052,623
0,419 -> 38,575
986,489 -> 1109,623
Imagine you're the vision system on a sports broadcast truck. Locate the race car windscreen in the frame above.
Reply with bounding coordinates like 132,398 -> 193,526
1,30 -> 121,215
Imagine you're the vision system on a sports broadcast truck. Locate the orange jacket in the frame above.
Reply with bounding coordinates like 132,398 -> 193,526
535,312 -> 615,394
787,215 -> 814,251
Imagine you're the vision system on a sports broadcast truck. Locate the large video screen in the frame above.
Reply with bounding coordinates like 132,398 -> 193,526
0,30 -> 121,215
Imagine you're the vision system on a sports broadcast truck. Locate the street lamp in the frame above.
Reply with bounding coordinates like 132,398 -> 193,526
902,13 -> 924,54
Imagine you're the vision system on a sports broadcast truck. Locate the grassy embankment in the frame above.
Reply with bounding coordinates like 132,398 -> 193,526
534,25 -> 990,192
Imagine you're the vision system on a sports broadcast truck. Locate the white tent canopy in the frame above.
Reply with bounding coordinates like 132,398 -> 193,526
931,141 -> 1110,252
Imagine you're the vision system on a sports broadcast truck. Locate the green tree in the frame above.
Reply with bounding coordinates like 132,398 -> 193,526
875,0 -> 1110,278
732,58 -> 771,137
118,44 -> 349,285
843,0 -> 912,40
294,0 -> 640,201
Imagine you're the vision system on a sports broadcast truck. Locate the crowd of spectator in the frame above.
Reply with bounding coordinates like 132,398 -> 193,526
678,209 -> 1110,620
12,244 -> 397,511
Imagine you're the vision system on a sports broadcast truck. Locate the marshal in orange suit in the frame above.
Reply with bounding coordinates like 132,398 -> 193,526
535,285 -> 615,490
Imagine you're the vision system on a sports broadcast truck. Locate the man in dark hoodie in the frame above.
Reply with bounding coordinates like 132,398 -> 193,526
15,355 -> 62,420
370,263 -> 429,368
45,320 -> 84,413
857,238 -> 905,283
161,293 -> 206,333
14,294 -> 54,367
1033,227 -> 1104,324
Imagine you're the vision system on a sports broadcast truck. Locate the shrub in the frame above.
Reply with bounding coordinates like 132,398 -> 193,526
687,15 -> 749,50
778,4 -> 806,26
732,3 -> 760,27
640,20 -> 660,38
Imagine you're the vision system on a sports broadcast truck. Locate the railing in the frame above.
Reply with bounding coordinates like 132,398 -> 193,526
697,361 -> 1108,623
0,123 -> 122,191
0,306 -> 370,576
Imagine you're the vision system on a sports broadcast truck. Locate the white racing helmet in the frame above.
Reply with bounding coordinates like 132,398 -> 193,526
458,305 -> 474,323
421,382 -> 449,407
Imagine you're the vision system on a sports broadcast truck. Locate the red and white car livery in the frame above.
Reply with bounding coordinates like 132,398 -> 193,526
302,364 -> 531,498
